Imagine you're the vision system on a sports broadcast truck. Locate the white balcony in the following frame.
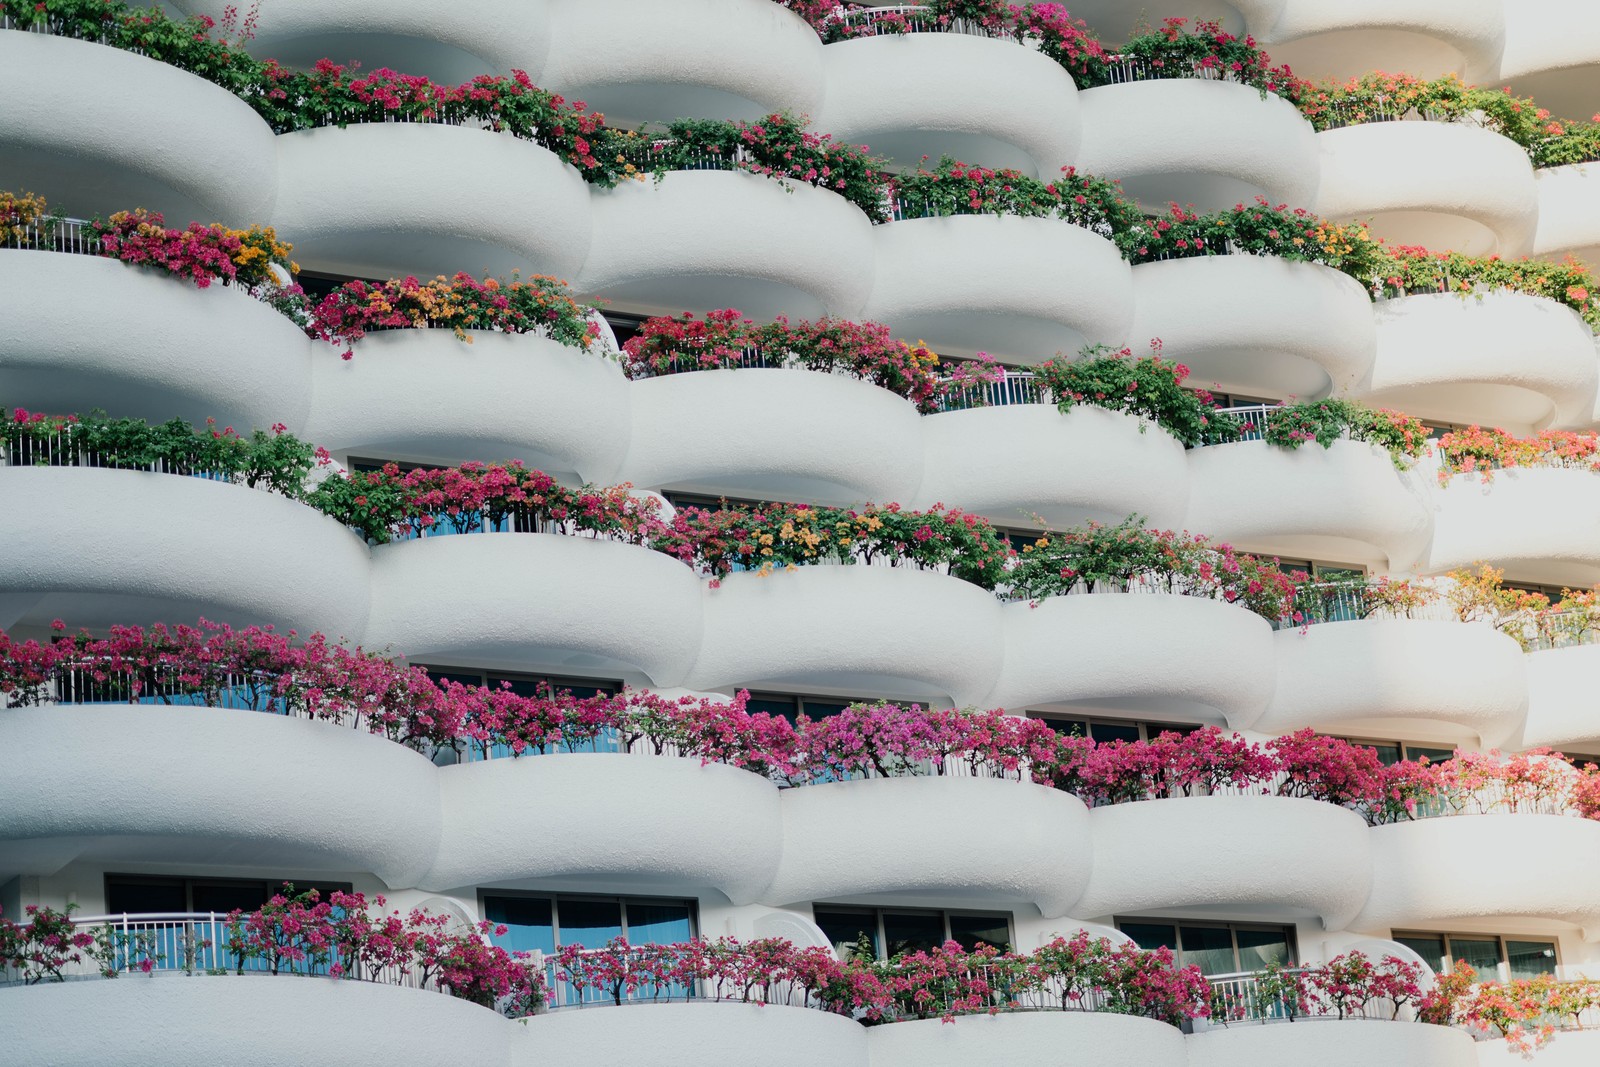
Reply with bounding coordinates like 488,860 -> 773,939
306,330 -> 631,478
539,0 -> 826,124
170,0 -> 552,83
816,33 -> 1081,177
1532,163 -> 1600,272
1258,620 -> 1528,744
1353,815 -> 1600,936
1524,644 -> 1600,750
1070,796 -> 1373,928
613,368 -> 924,505
869,1012 -> 1189,1067
0,251 -> 314,432
0,468 -> 370,636
1313,122 -> 1538,257
1428,468 -> 1600,586
915,405 -> 1191,530
1498,0 -> 1600,123
272,124 -> 594,280
365,534 -> 705,687
762,777 -> 1092,918
0,32 -> 277,224
1185,439 -> 1434,571
1261,0 -> 1506,82
0,977 -> 516,1067
986,594 -> 1277,728
1361,291 -> 1598,432
683,566 -> 1006,706
1187,1019 -> 1479,1067
1129,256 -> 1377,398
1077,80 -> 1319,212
422,754 -> 782,902
862,215 -> 1133,361
523,1003 -> 867,1067
578,170 -> 875,320
0,706 -> 441,887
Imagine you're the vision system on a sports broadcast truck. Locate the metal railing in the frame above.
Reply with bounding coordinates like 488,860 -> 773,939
1,214 -> 101,255
933,370 -> 1045,411
1092,55 -> 1247,86
1218,403 -> 1278,442
828,4 -> 1011,39
614,138 -> 753,174
626,346 -> 781,378
0,912 -> 441,988
2,426 -> 265,486
1200,968 -> 1405,1030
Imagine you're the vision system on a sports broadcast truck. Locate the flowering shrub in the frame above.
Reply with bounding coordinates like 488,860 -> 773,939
1437,426 -> 1600,481
1376,246 -> 1600,328
551,931 -> 1211,1026
1087,18 -> 1300,98
5,408 -> 323,499
1005,514 -> 1298,620
1294,71 -> 1600,169
1440,563 -> 1600,651
306,462 -> 663,546
308,272 -> 599,355
1260,399 -> 1429,470
214,884 -> 546,1014
1129,199 -> 1329,264
653,501 -> 1013,589
1421,964 -> 1600,1053
11,621 -> 1600,827
84,207 -> 295,290
0,189 -> 52,244
0,904 -> 102,984
621,309 -> 948,412
1032,342 -> 1240,447
891,159 -> 1143,243
641,113 -> 891,222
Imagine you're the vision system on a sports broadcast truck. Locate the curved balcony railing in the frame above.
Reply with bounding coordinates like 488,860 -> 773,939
931,370 -> 1045,411
1,214 -> 101,255
828,5 -> 1013,40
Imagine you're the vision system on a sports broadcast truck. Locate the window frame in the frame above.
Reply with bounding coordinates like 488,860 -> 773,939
1026,712 -> 1202,743
1114,916 -> 1300,975
104,873 -> 354,916
476,890 -> 700,951
1392,930 -> 1562,981
812,903 -> 1014,959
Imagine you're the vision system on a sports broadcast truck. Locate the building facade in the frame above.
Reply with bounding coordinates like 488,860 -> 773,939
4,1 -> 1600,1064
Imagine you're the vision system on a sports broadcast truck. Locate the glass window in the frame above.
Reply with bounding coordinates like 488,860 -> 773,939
1450,937 -> 1504,979
1090,722 -> 1142,744
814,907 -> 879,958
1235,927 -> 1293,971
1179,925 -> 1238,975
191,882 -> 272,915
1404,745 -> 1457,764
557,898 -> 624,949
1120,922 -> 1177,953
106,878 -> 186,915
948,914 -> 1011,952
800,699 -> 851,719
882,911 -> 945,957
625,900 -> 693,944
1506,941 -> 1559,980
1396,935 -> 1446,974
484,895 -> 555,956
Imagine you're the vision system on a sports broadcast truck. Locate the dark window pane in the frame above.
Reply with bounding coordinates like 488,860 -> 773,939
1145,722 -> 1200,738
625,901 -> 693,945
1178,925 -> 1237,974
550,678 -> 618,700
1235,927 -> 1293,970
1369,743 -> 1403,766
882,911 -> 945,957
1090,722 -> 1142,744
106,878 -> 186,915
800,700 -> 850,720
494,675 -> 553,699
557,898 -> 624,949
426,670 -> 487,689
948,914 -> 1010,952
1396,935 -> 1446,974
1120,922 -> 1178,952
747,695 -> 799,720
1506,941 -> 1558,980
192,882 -> 271,914
815,908 -> 878,958
1405,745 -> 1457,764
1449,937 -> 1503,980
1037,716 -> 1088,738
484,895 -> 555,956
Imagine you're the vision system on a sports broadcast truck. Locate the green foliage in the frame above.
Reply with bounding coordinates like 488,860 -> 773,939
1032,343 -> 1241,448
